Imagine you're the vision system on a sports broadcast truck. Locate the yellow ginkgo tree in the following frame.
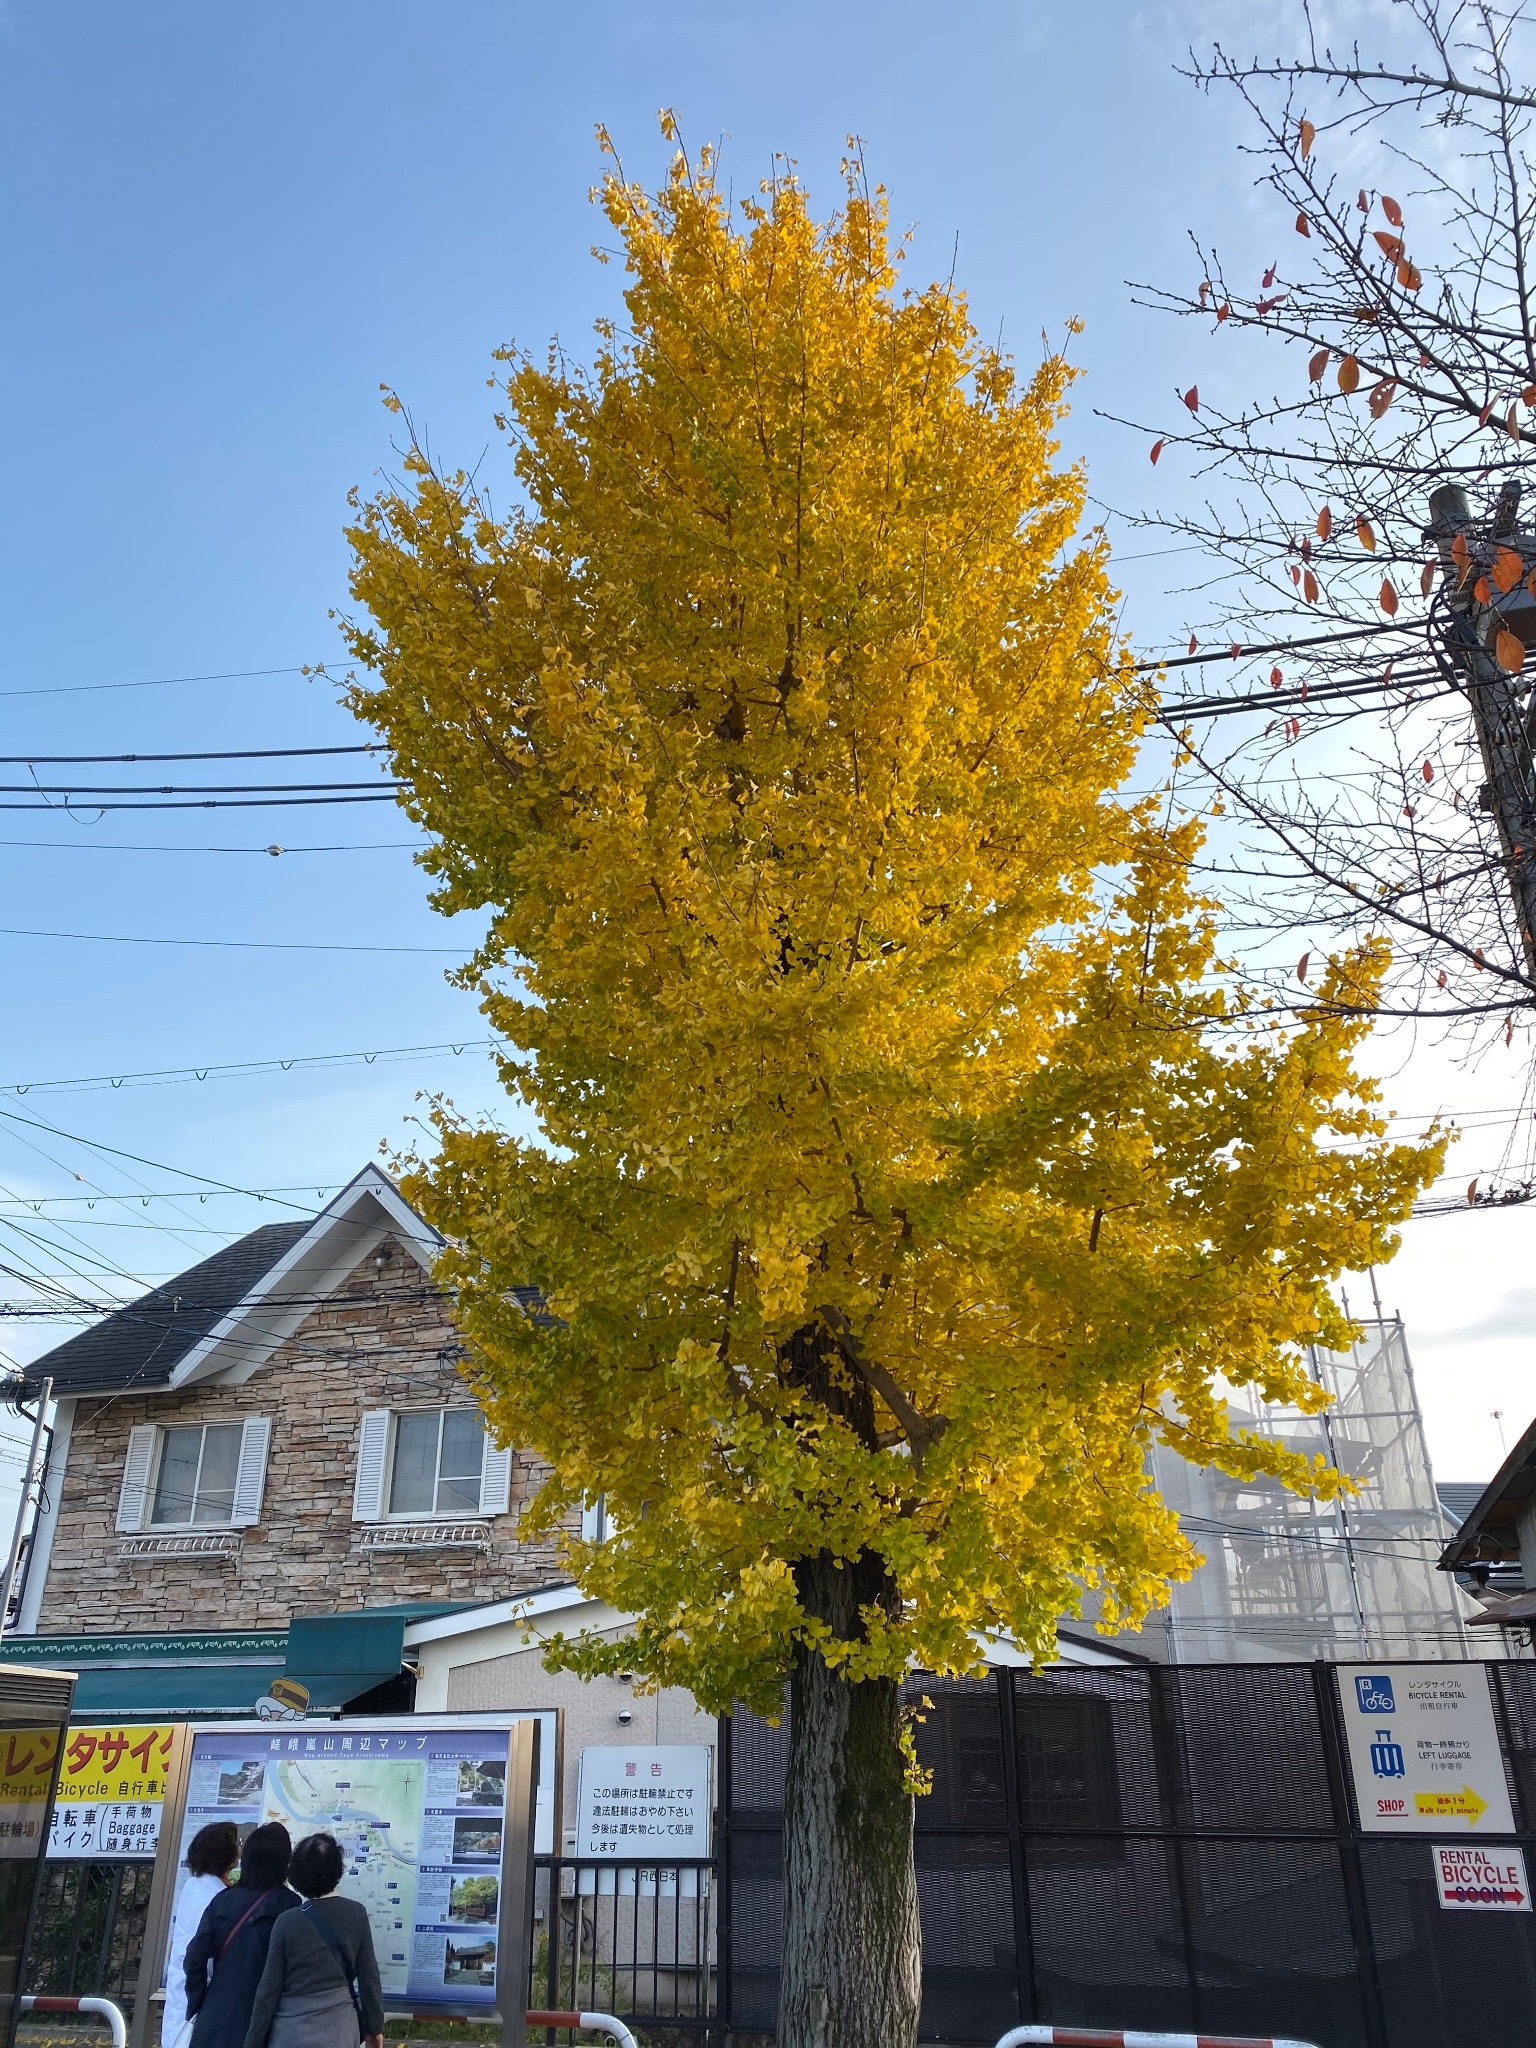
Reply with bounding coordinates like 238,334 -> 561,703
342,133 -> 1441,2048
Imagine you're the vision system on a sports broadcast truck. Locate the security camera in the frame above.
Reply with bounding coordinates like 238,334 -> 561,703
616,1708 -> 633,1726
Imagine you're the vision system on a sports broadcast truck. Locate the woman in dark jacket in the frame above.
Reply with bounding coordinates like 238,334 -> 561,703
185,1823 -> 300,2048
243,1833 -> 384,2048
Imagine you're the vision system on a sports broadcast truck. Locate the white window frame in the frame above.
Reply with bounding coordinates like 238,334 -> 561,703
116,1417 -> 271,1534
352,1407 -> 511,1524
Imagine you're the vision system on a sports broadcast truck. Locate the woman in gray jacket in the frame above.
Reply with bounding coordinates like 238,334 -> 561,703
243,1833 -> 384,2048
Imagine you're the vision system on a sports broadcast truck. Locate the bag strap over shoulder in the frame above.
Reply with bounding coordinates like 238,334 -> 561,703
218,1890 -> 274,1962
300,1900 -> 364,2035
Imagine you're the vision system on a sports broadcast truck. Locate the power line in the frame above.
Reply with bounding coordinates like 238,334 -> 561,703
0,1036 -> 502,1098
0,1107 -> 321,1211
1135,618 -> 1420,674
0,781 -> 395,796
0,926 -> 464,954
0,665 -> 324,701
0,793 -> 400,812
0,747 -> 376,765
0,840 -> 419,855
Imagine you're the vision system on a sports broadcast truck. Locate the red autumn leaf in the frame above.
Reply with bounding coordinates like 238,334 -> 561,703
1382,195 -> 1403,226
1303,569 -> 1319,602
1188,635 -> 1198,655
1300,681 -> 1310,701
1290,565 -> 1302,587
1299,118 -> 1316,158
1380,578 -> 1399,615
1507,1016 -> 1516,1046
1297,952 -> 1311,982
1475,949 -> 1486,969
1523,384 -> 1536,407
1451,532 -> 1471,583
1493,545 -> 1523,592
1270,668 -> 1282,688
1496,627 -> 1526,673
1296,212 -> 1311,237
1510,404 -> 1524,442
1357,188 -> 1369,213
1368,379 -> 1396,418
1262,264 -> 1277,287
1467,1179 -> 1479,1204
1308,347 -> 1330,381
1337,355 -> 1361,393
1216,302 -> 1231,321
1316,506 -> 1333,541
1183,385 -> 1199,413
1437,970 -> 1448,988
1475,575 -> 1492,604
1399,258 -> 1423,291
1356,514 -> 1376,551
1421,561 -> 1436,596
1373,230 -> 1405,261
1255,295 -> 1285,315
1480,400 -> 1494,426
1229,643 -> 1241,658
1150,438 -> 1165,464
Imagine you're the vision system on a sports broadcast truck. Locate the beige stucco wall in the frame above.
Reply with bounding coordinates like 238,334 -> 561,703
428,1623 -> 716,1841
35,1236 -> 575,1633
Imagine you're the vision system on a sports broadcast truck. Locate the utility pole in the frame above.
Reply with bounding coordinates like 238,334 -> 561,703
0,1376 -> 51,1634
1427,480 -> 1536,976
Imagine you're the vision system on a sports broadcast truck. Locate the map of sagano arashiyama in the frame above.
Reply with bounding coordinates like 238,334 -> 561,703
262,1758 -> 426,1993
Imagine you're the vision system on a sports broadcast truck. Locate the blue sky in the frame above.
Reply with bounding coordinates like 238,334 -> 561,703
1,0 -> 1527,1527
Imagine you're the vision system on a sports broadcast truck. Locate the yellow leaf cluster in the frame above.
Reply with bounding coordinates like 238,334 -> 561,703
343,141 -> 1443,1716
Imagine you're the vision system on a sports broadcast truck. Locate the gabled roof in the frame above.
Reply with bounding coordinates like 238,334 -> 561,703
19,1164 -> 442,1401
1438,1412 -> 1536,1570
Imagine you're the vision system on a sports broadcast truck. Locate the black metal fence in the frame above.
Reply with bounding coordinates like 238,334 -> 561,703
532,1856 -> 716,2029
721,1661 -> 1536,2048
23,1860 -> 155,2007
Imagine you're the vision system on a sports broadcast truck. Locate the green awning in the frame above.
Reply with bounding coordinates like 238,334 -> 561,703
70,1662 -> 285,1716
277,1611 -> 407,1710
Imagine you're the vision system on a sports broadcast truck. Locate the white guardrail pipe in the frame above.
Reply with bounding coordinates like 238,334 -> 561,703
20,1996 -> 129,2048
995,2031 -> 1322,2048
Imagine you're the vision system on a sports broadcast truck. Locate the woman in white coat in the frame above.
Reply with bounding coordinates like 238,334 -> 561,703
162,1822 -> 240,2047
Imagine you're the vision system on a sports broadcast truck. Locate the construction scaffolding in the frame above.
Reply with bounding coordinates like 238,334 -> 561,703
1135,1318 -> 1487,1663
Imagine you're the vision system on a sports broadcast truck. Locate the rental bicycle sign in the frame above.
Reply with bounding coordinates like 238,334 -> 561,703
1340,1664 -> 1514,1833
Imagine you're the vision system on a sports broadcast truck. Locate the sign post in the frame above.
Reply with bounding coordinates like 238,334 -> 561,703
126,1728 -> 193,2048
495,1719 -> 539,2048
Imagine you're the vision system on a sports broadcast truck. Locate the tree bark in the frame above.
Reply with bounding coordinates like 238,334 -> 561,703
778,1549 -> 922,2048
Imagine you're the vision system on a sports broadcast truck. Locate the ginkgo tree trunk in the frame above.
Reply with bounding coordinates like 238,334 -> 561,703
342,130 -> 1441,2048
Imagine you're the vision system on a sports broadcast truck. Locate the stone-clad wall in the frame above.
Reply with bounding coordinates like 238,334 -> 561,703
33,1237 -> 573,1633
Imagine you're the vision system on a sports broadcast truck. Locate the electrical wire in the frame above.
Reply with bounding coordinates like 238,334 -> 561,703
0,665 -> 324,701
0,794 -> 401,811
0,926 -> 465,954
0,1036 -> 502,1098
0,747 -> 376,765
0,841 -> 420,855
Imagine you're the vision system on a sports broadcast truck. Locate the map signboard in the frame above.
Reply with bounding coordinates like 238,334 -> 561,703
168,1716 -> 552,2012
1339,1664 -> 1514,1834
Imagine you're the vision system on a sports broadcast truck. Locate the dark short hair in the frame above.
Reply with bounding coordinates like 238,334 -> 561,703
240,1822 -> 292,1889
290,1832 -> 345,1899
186,1821 -> 241,1878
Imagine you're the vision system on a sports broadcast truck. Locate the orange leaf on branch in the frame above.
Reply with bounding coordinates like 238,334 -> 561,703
1396,259 -> 1422,291
1420,562 -> 1436,596
1296,212 -> 1311,237
1356,515 -> 1376,551
1475,575 -> 1492,603
1316,506 -> 1333,541
1373,231 -> 1405,261
1308,347 -> 1329,381
1183,385 -> 1199,413
1379,578 -> 1398,615
1299,118 -> 1316,158
1492,546 -> 1523,593
1523,384 -> 1536,406
1496,627 -> 1526,673
1368,379 -> 1396,418
1381,196 -> 1403,226
1337,355 -> 1360,394
1149,438 -> 1165,464
1303,569 -> 1319,603
1216,302 -> 1231,321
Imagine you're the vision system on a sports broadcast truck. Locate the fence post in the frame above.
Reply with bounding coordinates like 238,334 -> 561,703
713,1712 -> 732,2048
1312,1663 -> 1389,2048
993,1667 -> 1037,2024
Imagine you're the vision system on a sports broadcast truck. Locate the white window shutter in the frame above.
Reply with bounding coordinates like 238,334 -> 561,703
479,1435 -> 513,1517
353,1410 -> 392,1521
116,1426 -> 157,1533
231,1417 -> 272,1527
580,1496 -> 609,1545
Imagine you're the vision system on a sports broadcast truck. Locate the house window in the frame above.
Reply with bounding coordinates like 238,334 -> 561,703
151,1424 -> 243,1525
352,1408 -> 512,1523
389,1409 -> 485,1516
116,1417 -> 273,1535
